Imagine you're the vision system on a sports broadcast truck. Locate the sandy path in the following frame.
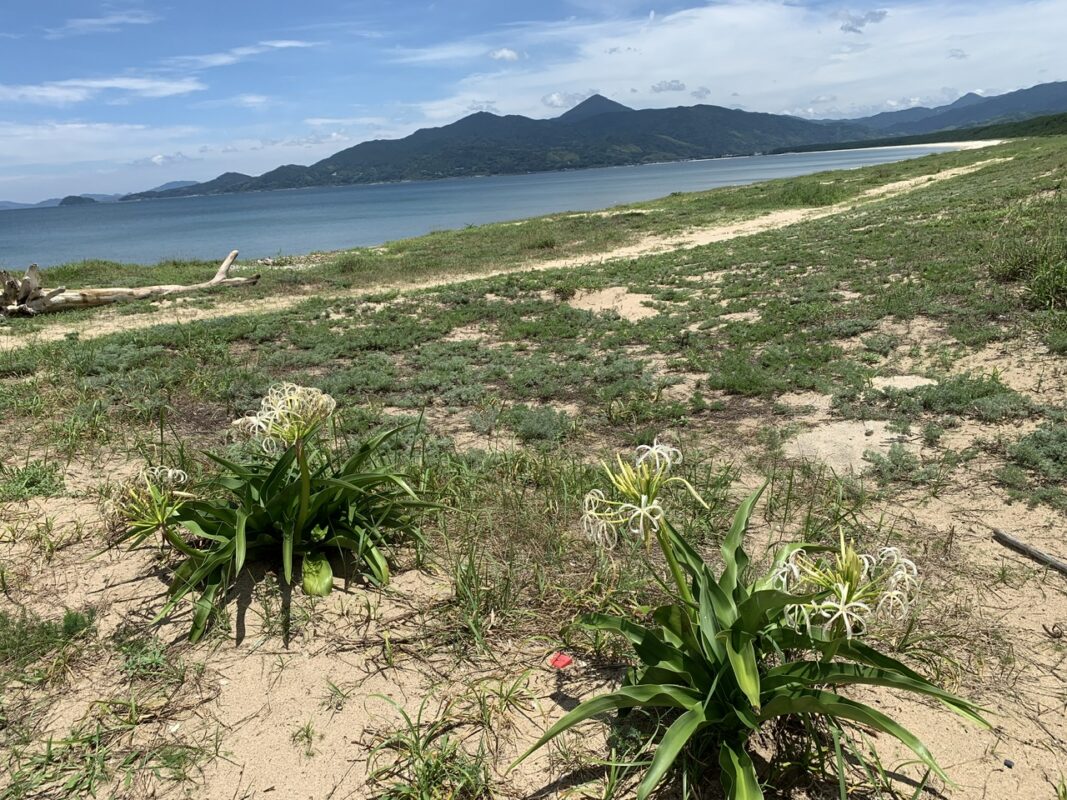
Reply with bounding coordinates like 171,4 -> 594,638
0,156 -> 1007,351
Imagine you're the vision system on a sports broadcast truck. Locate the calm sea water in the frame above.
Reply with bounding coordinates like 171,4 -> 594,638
2,145 -> 965,268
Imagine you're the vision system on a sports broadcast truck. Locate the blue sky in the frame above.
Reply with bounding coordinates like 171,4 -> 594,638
0,1 -> 1064,201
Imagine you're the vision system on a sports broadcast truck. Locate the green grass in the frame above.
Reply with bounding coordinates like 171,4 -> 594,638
2,136 -> 1066,798
0,609 -> 95,687
0,461 -> 64,503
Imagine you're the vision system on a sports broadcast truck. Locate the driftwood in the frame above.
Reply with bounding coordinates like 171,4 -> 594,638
992,528 -> 1067,577
1,250 -> 259,317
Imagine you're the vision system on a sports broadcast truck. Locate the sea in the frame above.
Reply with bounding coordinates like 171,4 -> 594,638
1,145 -> 970,269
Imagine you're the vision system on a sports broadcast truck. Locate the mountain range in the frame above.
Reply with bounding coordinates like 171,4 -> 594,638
0,181 -> 198,211
121,80 -> 1067,202
4,81 -> 1064,208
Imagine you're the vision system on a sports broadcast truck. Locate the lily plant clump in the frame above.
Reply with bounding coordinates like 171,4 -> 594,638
515,439 -> 987,800
118,383 -> 432,642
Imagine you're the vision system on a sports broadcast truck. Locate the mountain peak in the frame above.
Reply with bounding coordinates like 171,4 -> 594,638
556,94 -> 633,123
948,91 -> 987,109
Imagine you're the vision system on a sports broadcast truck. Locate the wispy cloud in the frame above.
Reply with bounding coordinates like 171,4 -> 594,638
45,10 -> 158,39
651,79 -> 686,93
839,9 -> 888,34
0,76 -> 206,105
131,151 -> 200,167
488,47 -> 520,61
169,40 -> 319,70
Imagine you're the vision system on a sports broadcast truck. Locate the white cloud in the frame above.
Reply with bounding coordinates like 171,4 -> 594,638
45,10 -> 158,39
948,48 -> 969,59
170,40 -> 319,70
541,89 -> 599,109
0,77 -> 206,105
406,1 -> 1067,122
132,152 -> 200,167
489,47 -> 520,61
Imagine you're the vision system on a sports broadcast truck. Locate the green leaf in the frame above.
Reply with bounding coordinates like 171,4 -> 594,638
718,741 -> 764,800
759,689 -> 952,782
720,485 -> 764,597
234,511 -> 248,575
637,706 -> 707,800
189,579 -> 222,643
511,684 -> 702,769
282,531 -> 294,585
762,661 -> 988,728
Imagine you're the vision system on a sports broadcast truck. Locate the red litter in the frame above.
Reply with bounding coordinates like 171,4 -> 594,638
548,651 -> 573,669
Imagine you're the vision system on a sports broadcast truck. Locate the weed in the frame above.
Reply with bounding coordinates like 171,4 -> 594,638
0,461 -> 64,503
368,697 -> 493,800
0,609 -> 95,687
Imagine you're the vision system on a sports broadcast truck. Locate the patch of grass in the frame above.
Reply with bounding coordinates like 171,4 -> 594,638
998,422 -> 1067,510
871,373 -> 1034,422
990,192 -> 1067,310
0,609 -> 95,687
0,460 -> 64,503
501,404 -> 572,444
369,698 -> 493,800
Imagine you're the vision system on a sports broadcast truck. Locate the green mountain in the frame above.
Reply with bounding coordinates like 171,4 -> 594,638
771,111 -> 1067,154
121,81 -> 1067,203
121,97 -> 869,200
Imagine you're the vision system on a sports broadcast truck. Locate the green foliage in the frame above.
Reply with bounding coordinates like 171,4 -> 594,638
0,460 -> 64,503
0,609 -> 95,687
875,373 -> 1033,422
1008,422 -> 1067,482
369,698 -> 493,800
120,426 -> 431,642
515,489 -> 987,799
990,193 -> 1067,310
501,404 -> 572,444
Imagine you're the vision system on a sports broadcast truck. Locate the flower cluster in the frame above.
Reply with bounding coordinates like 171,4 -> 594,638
143,466 -> 188,489
773,537 -> 920,639
233,383 -> 337,454
580,438 -> 703,549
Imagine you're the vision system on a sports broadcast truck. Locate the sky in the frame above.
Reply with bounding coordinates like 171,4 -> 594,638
0,1 -> 1064,202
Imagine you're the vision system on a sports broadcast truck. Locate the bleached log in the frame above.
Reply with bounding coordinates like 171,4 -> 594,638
1,250 -> 260,317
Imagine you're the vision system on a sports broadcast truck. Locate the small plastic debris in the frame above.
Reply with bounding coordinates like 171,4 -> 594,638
1003,759 -> 1015,769
549,651 -> 573,669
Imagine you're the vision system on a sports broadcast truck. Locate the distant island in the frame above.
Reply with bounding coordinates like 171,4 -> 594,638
58,195 -> 98,206
120,80 -> 1067,202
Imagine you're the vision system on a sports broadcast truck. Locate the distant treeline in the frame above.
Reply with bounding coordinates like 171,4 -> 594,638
771,112 -> 1067,154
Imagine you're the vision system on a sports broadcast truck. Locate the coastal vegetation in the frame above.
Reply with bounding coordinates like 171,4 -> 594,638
1,136 -> 1065,799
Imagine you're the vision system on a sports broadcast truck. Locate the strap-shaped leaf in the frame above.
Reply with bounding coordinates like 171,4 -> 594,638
758,689 -> 952,782
511,684 -> 702,769
723,629 -> 761,711
582,612 -> 711,687
234,511 -> 248,575
718,741 -> 764,800
637,706 -> 708,800
720,485 -> 765,598
763,661 -> 989,728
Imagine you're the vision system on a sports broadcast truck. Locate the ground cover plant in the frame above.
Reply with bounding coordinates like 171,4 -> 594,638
1,138 -> 1065,799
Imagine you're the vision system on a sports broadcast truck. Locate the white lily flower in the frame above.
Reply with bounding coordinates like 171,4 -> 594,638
620,495 -> 665,537
812,583 -> 872,638
635,438 -> 682,471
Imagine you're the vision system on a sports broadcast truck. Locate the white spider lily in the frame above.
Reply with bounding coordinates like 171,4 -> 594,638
621,495 -> 665,538
771,553 -> 803,591
580,512 -> 617,549
811,583 -> 872,639
878,547 -> 918,576
876,589 -> 911,620
232,383 -> 337,452
635,438 -> 682,471
144,466 -> 188,488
